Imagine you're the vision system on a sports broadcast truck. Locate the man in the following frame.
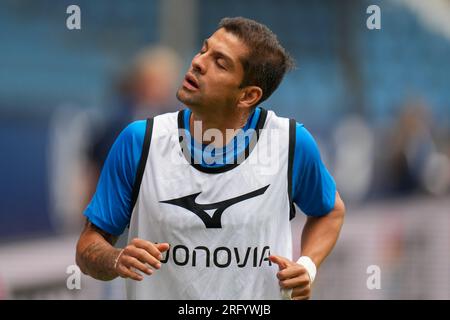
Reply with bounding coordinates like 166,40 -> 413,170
76,17 -> 345,300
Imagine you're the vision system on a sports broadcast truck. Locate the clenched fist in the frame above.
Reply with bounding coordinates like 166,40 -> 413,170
115,238 -> 170,281
269,255 -> 312,300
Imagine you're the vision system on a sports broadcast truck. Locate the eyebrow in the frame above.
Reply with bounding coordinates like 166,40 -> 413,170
203,39 -> 235,69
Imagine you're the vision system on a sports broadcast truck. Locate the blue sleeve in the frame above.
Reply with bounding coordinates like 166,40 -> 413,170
292,123 -> 336,217
83,120 -> 146,236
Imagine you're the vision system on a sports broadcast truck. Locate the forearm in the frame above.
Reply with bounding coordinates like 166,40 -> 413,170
76,222 -> 121,281
300,192 -> 345,269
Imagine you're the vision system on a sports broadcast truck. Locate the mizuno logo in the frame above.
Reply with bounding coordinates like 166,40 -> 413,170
160,185 -> 270,228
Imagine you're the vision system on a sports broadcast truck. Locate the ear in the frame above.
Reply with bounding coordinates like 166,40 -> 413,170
237,86 -> 263,109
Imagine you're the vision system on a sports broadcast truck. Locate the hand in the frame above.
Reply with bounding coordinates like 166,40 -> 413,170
115,238 -> 170,281
269,255 -> 312,300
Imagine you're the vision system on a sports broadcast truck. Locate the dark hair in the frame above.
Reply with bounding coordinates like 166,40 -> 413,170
219,17 -> 295,105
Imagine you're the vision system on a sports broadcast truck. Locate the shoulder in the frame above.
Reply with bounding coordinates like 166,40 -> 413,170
119,120 -> 147,143
295,123 -> 320,157
105,120 -> 148,171
262,111 -> 319,157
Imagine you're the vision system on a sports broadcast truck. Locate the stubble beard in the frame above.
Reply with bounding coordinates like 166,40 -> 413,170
176,87 -> 202,110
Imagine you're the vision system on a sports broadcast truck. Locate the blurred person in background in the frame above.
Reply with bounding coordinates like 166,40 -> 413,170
84,46 -> 182,206
383,100 -> 441,196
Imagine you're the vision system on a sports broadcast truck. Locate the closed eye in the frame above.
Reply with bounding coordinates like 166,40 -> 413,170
216,59 -> 226,70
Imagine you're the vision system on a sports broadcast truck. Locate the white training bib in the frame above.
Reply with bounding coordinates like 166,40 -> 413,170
126,109 -> 296,300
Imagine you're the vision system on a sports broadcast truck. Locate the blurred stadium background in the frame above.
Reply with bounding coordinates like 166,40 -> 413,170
0,0 -> 449,299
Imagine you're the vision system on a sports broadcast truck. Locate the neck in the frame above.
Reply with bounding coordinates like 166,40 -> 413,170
189,108 -> 252,147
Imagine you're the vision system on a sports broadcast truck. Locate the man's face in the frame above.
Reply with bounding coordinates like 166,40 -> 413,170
176,28 -> 248,114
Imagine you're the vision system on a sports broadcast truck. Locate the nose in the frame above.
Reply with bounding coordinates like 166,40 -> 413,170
191,53 -> 206,75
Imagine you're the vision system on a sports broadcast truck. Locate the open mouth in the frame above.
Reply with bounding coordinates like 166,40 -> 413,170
184,73 -> 199,90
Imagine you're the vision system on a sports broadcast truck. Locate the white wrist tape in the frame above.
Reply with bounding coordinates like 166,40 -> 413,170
297,256 -> 317,283
280,256 -> 317,300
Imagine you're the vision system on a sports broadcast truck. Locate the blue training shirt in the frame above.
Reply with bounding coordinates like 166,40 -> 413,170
84,108 -> 336,236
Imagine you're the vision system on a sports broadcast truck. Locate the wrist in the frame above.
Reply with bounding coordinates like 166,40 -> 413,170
296,256 -> 317,283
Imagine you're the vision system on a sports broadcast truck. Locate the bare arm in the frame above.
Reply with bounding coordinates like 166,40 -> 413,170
300,191 -> 345,269
270,191 -> 345,299
76,220 -> 121,281
76,219 -> 171,281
